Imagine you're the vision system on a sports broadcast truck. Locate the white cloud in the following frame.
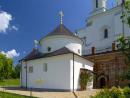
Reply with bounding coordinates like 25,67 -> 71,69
1,49 -> 20,58
0,11 -> 14,33
12,26 -> 18,31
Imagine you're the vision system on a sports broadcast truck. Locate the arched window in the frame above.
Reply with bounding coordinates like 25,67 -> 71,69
104,29 -> 108,39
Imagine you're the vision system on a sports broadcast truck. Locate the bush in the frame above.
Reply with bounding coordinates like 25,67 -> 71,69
91,88 -> 112,98
123,87 -> 130,98
110,86 -> 123,98
91,87 -> 127,98
79,71 -> 91,90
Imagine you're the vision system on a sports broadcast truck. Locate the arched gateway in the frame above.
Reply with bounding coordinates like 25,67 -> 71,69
97,75 -> 108,88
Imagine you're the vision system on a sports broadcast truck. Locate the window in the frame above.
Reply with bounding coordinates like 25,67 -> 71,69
29,66 -> 33,73
96,0 -> 98,8
104,29 -> 108,39
47,47 -> 51,52
78,49 -> 80,54
43,63 -> 47,72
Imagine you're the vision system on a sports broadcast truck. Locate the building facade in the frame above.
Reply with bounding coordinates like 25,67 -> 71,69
77,0 -> 130,88
20,24 -> 93,91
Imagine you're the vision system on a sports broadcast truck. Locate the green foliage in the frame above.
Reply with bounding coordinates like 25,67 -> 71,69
122,0 -> 130,26
123,87 -> 130,98
0,91 -> 35,98
117,36 -> 130,80
0,79 -> 20,86
110,87 -> 124,98
91,87 -> 130,98
79,71 -> 91,90
0,53 -> 14,79
91,88 -> 112,98
11,64 -> 21,79
0,53 -> 21,79
125,0 -> 130,11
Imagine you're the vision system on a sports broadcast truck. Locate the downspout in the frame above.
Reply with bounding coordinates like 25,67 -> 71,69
25,61 -> 27,89
20,61 -> 22,87
72,53 -> 78,98
73,53 -> 74,92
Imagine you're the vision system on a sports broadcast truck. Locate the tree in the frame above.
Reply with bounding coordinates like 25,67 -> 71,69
0,53 -> 14,79
117,36 -> 130,79
14,64 -> 21,78
117,0 -> 130,80
124,0 -> 130,26
121,0 -> 130,26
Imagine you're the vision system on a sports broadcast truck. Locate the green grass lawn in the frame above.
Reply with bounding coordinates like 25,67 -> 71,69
0,79 -> 20,86
0,91 -> 36,98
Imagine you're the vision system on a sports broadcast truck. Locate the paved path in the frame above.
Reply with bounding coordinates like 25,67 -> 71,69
0,87 -> 99,98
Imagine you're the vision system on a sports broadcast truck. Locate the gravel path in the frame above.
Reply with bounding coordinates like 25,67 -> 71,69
0,87 -> 99,98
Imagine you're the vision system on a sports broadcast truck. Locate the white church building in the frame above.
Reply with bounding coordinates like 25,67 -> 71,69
20,12 -> 93,91
20,0 -> 130,91
77,0 -> 130,55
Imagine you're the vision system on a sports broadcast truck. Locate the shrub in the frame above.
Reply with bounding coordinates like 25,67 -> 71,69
123,87 -> 130,98
110,87 -> 124,98
91,88 -> 112,98
91,87 -> 128,98
79,71 -> 91,90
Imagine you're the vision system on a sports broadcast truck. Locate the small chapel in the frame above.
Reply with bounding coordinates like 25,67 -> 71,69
20,11 -> 93,91
20,0 -> 130,90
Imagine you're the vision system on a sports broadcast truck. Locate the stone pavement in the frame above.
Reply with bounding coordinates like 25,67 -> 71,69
0,87 -> 99,98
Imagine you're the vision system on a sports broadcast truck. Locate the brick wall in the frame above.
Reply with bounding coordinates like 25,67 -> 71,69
84,51 -> 128,88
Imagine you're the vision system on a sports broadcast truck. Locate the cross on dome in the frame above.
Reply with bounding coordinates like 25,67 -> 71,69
59,11 -> 64,24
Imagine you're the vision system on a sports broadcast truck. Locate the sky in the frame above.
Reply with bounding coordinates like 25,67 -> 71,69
0,0 -> 116,64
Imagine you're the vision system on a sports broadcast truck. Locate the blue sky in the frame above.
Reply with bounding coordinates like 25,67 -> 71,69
0,0 -> 115,64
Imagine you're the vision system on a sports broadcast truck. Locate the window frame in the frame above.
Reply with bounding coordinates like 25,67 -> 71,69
104,29 -> 108,39
28,66 -> 33,73
47,47 -> 51,52
43,63 -> 48,72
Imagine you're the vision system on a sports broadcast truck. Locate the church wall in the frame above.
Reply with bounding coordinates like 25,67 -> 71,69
40,35 -> 82,55
70,54 -> 93,90
21,54 -> 72,90
78,11 -> 115,52
77,6 -> 130,55
85,51 -> 128,88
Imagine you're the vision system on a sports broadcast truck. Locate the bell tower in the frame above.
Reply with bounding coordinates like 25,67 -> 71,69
92,0 -> 107,13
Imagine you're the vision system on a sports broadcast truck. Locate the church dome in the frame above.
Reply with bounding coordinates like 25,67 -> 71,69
41,24 -> 81,40
39,24 -> 83,55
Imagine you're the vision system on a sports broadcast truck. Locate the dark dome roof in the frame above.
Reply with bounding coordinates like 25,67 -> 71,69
44,24 -> 79,38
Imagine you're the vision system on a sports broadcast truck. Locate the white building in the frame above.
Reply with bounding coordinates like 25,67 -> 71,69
77,0 -> 130,55
20,20 -> 93,91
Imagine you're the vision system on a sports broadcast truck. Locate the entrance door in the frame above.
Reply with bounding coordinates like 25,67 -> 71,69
100,78 -> 106,88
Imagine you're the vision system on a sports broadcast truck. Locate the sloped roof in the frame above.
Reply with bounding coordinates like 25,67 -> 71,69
21,47 -> 73,61
40,24 -> 80,40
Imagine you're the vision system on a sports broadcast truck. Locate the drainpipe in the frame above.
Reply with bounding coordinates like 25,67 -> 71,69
20,61 -> 22,87
72,53 -> 78,98
73,53 -> 75,92
25,61 -> 28,89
